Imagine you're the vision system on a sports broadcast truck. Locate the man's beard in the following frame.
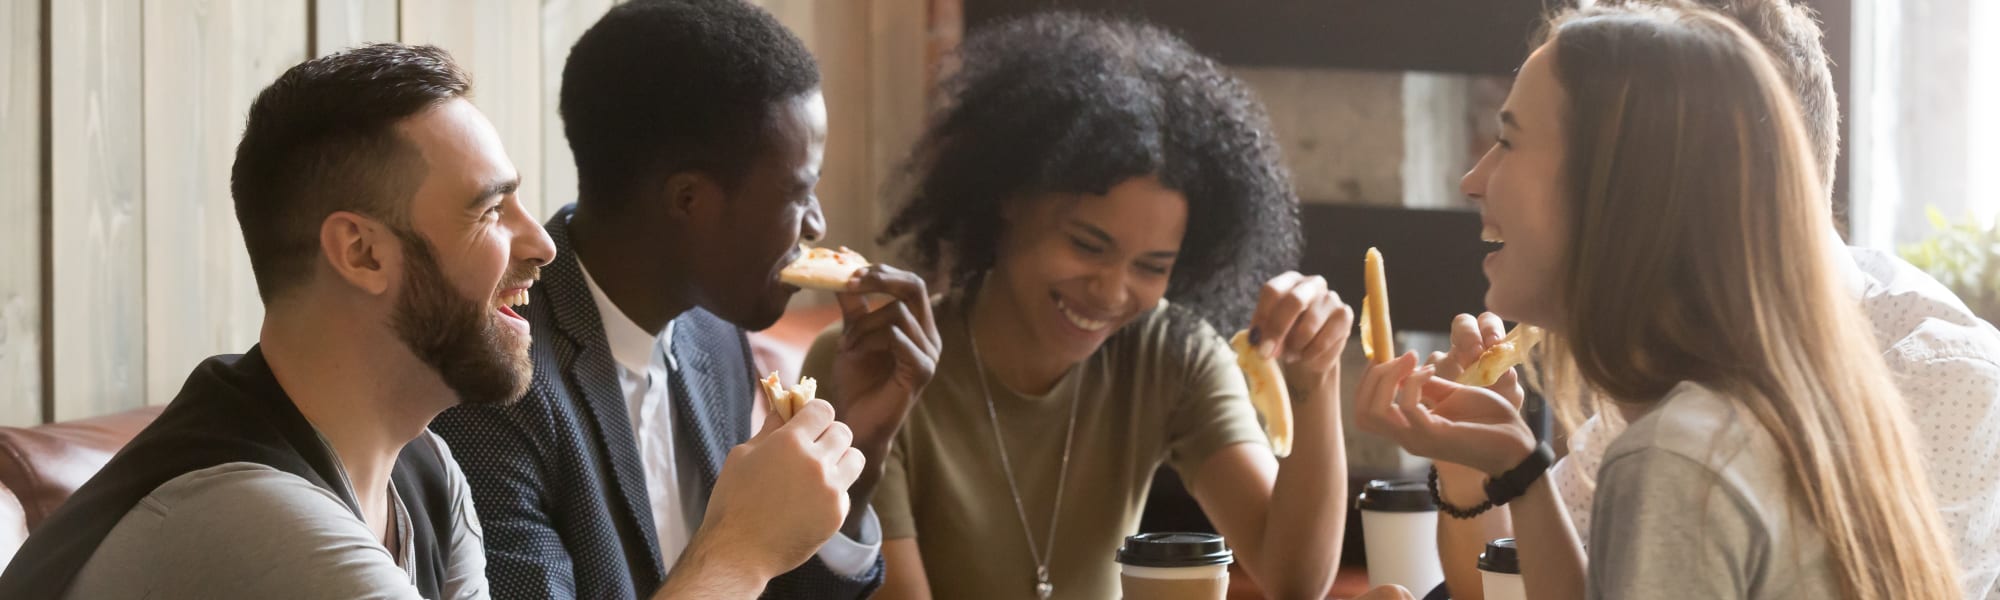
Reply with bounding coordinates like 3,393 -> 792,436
390,231 -> 534,406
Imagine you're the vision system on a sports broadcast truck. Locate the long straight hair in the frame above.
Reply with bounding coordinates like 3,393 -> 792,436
1540,6 -> 1961,599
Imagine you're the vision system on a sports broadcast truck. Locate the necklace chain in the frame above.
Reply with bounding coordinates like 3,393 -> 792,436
966,305 -> 1079,600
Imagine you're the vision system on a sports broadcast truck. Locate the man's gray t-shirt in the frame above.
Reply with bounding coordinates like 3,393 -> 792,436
1587,382 -> 1840,600
63,431 -> 488,599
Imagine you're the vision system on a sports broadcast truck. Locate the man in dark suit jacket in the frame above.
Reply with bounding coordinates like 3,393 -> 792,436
430,1 -> 941,598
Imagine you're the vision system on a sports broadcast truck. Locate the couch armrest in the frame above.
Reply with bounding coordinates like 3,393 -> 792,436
0,405 -> 164,529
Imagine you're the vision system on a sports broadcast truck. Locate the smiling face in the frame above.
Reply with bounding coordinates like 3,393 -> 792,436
985,175 -> 1188,367
391,98 -> 556,404
685,90 -> 829,331
1462,43 -> 1572,330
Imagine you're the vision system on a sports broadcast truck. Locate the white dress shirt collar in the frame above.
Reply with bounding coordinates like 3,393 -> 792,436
578,263 -> 674,373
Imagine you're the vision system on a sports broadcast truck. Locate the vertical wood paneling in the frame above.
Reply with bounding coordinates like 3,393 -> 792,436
400,0 -> 545,218
0,0 -> 45,425
313,0 -> 398,57
142,0 -> 306,403
539,0 -> 618,215
51,0 -> 146,420
807,2 -> 874,257
867,0 -> 927,259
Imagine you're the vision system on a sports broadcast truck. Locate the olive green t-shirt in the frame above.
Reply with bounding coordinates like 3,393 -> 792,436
801,297 -> 1269,600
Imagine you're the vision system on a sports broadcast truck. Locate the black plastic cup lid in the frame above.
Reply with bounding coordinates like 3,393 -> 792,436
1357,479 -> 1438,512
1479,538 -> 1519,574
1116,532 -> 1234,568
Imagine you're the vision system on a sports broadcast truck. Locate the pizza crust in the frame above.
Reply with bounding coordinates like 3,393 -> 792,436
1454,325 -> 1544,387
780,245 -> 870,291
1361,247 -> 1395,364
760,371 -> 819,422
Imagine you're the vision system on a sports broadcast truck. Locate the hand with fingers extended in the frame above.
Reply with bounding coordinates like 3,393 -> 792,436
1354,353 -> 1537,477
826,264 -> 942,462
682,399 -> 865,586
1248,271 -> 1356,395
1426,313 -> 1529,504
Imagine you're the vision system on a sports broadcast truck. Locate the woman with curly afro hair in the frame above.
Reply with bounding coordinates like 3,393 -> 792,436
802,12 -> 1364,600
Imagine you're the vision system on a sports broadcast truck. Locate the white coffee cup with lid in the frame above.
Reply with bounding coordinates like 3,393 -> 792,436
1357,479 -> 1445,596
1478,537 -> 1524,600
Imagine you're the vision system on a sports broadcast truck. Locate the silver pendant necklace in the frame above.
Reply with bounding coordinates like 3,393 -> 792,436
966,305 -> 1080,600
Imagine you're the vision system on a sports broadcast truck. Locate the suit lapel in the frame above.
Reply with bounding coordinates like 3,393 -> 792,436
539,208 -> 666,577
668,321 -> 731,493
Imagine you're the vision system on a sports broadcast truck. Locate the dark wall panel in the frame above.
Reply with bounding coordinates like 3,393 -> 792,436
965,0 -> 1551,75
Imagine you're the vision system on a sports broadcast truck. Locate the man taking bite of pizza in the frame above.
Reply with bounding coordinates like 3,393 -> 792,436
429,1 -> 940,598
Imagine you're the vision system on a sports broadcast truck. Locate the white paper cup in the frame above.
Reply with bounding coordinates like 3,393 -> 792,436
1479,538 -> 1525,600
1358,479 -> 1445,596
1116,532 -> 1233,600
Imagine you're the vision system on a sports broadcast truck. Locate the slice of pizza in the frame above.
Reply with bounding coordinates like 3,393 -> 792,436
1454,325 -> 1544,387
1231,330 -> 1294,458
759,371 -> 819,422
780,245 -> 870,291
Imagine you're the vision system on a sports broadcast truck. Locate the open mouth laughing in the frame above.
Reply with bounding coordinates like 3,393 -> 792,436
1053,293 -> 1114,333
494,283 -> 534,332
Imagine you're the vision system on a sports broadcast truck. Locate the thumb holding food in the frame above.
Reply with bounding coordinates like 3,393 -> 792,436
1428,312 -> 1530,411
1430,313 -> 1487,381
757,371 -> 823,432
754,393 -> 785,438
696,395 -> 853,582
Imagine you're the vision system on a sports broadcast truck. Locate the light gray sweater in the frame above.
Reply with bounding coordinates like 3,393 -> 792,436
1587,382 -> 1841,599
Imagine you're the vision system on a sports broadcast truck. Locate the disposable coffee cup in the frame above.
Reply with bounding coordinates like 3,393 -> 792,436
1479,538 -> 1525,600
1358,479 -> 1445,595
1116,532 -> 1232,600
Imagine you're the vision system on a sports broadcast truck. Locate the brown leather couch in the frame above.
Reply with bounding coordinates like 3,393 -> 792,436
0,307 -> 845,567
0,405 -> 164,565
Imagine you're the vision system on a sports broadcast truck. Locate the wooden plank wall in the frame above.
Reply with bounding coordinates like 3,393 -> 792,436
1,0 -> 45,425
141,0 -> 307,404
3,0 -> 940,425
401,1 -> 548,217
539,0 -> 619,213
314,0 -> 399,56
49,0 -> 146,422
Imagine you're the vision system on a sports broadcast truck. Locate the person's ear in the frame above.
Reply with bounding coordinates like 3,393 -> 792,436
319,211 -> 400,296
663,171 -> 727,225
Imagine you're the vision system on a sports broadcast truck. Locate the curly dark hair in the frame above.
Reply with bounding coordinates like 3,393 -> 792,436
880,12 -> 1302,334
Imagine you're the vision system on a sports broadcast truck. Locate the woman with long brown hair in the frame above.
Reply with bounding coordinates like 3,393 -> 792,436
1356,4 -> 1962,599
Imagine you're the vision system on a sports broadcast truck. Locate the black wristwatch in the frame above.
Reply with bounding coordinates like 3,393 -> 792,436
1484,442 -> 1555,506
1430,442 -> 1554,519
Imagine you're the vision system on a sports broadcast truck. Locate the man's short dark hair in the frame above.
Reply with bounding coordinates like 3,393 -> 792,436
559,0 -> 820,206
230,43 -> 471,303
1604,0 -> 1838,179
